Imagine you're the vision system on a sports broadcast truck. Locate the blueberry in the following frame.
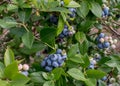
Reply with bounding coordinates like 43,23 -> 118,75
60,1 -> 64,6
56,49 -> 62,54
45,66 -> 53,72
69,13 -> 76,18
46,59 -> 52,66
89,64 -> 94,69
97,43 -> 104,49
41,60 -> 46,67
102,11 -> 105,17
103,7 -> 109,16
64,25 -> 68,29
51,54 -> 58,61
103,42 -> 110,48
59,34 -> 65,38
63,29 -> 68,35
52,61 -> 59,67
69,8 -> 76,13
50,15 -> 58,24
102,76 -> 107,81
99,33 -> 105,38
61,55 -> 67,60
21,71 -> 29,76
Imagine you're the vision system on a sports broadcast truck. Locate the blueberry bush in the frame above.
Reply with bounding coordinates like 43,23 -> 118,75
0,0 -> 120,86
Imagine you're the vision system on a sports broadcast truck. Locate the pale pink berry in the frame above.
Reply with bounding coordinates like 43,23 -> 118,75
22,64 -> 29,71
99,38 -> 104,43
104,36 -> 109,41
111,44 -> 116,49
113,39 -> 117,44
18,64 -> 23,71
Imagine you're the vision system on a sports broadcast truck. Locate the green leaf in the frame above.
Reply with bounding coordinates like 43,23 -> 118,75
40,28 -> 56,49
4,61 -> 18,79
0,62 -> 5,78
69,54 -> 84,64
57,16 -> 64,36
77,1 -> 89,18
30,72 -> 45,83
65,1 -> 80,8
0,80 -> 10,86
49,7 -> 70,13
52,68 -> 65,80
90,2 -> 102,18
64,0 -> 71,5
18,8 -> 32,23
79,40 -> 89,55
80,54 -> 90,68
4,47 -> 15,67
0,18 -> 17,29
7,4 -> 18,11
75,32 -> 86,44
11,73 -> 30,86
22,32 -> 34,49
67,68 -> 86,81
86,70 -> 106,79
20,42 -> 46,55
43,81 -> 55,86
79,20 -> 94,33
98,80 -> 106,86
84,78 -> 96,86
68,43 -> 78,58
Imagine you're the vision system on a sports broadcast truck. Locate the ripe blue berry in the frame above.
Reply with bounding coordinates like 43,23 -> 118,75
51,54 -> 58,61
97,43 -> 104,49
103,7 -> 109,16
41,60 -> 46,67
56,49 -> 62,54
103,42 -> 110,48
102,76 -> 107,81
52,61 -> 59,67
46,59 -> 52,66
99,33 -> 105,38
50,15 -> 58,25
21,71 -> 29,76
45,66 -> 53,72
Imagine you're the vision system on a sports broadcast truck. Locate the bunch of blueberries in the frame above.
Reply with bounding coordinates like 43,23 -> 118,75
41,49 -> 67,72
49,15 -> 58,25
18,64 -> 29,76
89,53 -> 101,69
96,33 -> 117,50
102,4 -> 110,17
59,25 -> 75,38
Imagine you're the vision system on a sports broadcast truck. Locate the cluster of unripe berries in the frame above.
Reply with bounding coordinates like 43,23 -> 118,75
41,49 -> 67,72
59,25 -> 75,38
89,53 -> 101,69
102,4 -> 110,17
96,33 -> 117,50
18,64 -> 29,76
102,75 -> 120,86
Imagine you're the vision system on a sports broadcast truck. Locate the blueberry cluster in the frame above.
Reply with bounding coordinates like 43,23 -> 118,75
59,25 -> 75,38
41,49 -> 67,72
102,4 -> 109,17
96,33 -> 117,50
89,54 -> 101,69
18,64 -> 29,76
68,8 -> 76,18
